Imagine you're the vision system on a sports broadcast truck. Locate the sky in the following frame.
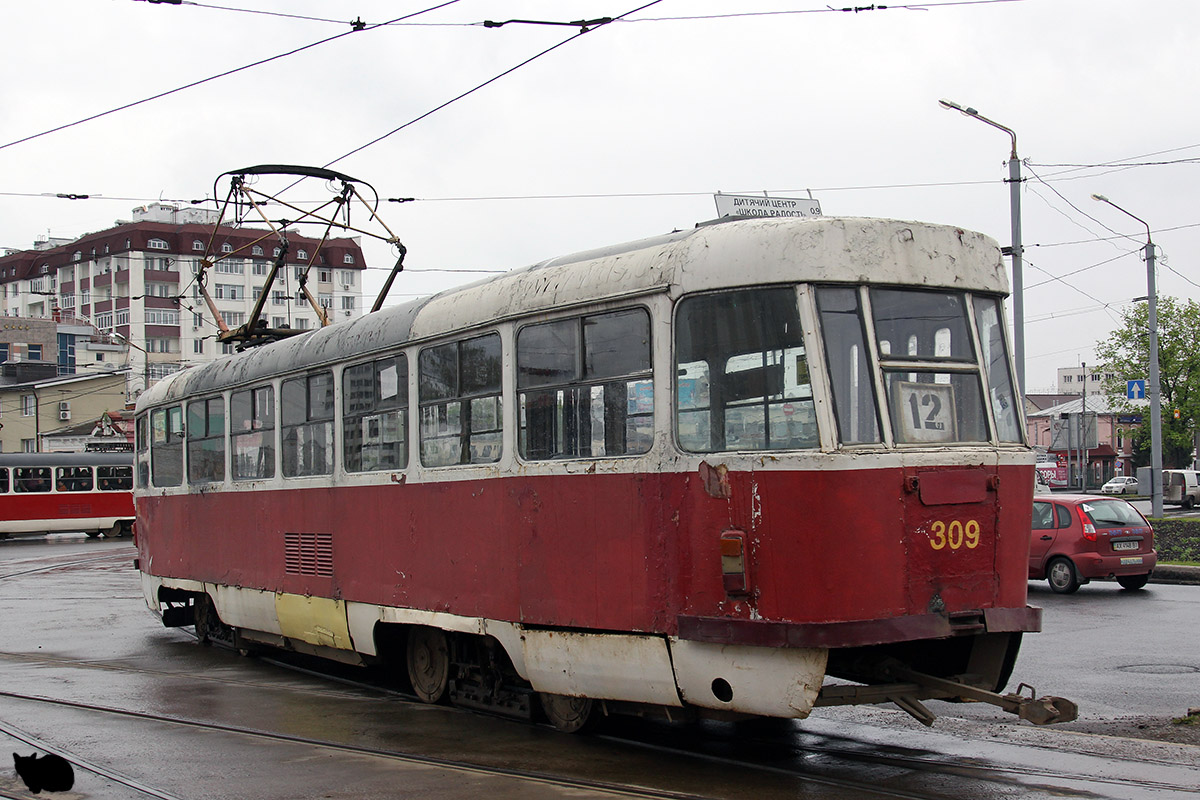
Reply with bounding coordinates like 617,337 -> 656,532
1,0 -> 1197,393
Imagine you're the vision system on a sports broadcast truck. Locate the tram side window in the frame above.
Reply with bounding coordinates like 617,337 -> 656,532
136,414 -> 150,488
343,355 -> 408,472
56,466 -> 94,492
869,288 -> 987,444
13,467 -> 50,493
97,465 -> 133,491
419,334 -> 502,466
0,467 -> 7,493
151,406 -> 184,487
973,296 -> 1022,443
282,372 -> 334,477
231,386 -> 276,480
815,287 -> 882,445
187,396 -> 226,483
675,289 -> 817,452
518,308 -> 653,460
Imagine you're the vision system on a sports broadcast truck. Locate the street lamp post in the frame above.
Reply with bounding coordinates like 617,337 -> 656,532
939,100 -> 1025,397
1092,194 -> 1162,517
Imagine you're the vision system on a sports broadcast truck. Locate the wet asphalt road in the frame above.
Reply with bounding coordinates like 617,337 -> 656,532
1,533 -> 1198,800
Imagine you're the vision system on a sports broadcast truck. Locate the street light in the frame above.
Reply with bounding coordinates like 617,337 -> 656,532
939,99 -> 1025,397
1092,193 -> 1162,517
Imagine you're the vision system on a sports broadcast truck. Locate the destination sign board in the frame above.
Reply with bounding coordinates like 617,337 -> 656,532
714,194 -> 822,219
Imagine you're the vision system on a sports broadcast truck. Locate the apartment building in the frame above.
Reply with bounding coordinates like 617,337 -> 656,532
0,204 -> 369,398
1056,364 -> 1118,397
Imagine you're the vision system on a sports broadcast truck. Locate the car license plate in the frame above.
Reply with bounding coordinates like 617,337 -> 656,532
1112,540 -> 1139,551
1120,556 -> 1144,566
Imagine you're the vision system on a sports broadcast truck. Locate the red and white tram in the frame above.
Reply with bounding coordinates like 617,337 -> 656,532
0,452 -> 134,538
134,216 -> 1074,730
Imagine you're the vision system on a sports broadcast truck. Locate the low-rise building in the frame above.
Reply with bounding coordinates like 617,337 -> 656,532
0,370 -> 130,453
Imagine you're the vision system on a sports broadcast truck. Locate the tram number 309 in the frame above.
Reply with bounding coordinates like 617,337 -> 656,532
928,519 -> 981,551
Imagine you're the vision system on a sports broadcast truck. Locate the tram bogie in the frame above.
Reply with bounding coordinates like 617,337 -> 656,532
135,216 -> 1076,731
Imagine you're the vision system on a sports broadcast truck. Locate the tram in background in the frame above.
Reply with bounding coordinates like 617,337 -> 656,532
0,452 -> 134,538
134,216 -> 1075,731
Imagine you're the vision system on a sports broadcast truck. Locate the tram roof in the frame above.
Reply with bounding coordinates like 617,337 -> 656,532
138,216 -> 1004,408
0,452 -> 133,467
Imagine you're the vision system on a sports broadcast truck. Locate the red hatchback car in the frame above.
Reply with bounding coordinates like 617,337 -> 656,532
1030,494 -> 1157,593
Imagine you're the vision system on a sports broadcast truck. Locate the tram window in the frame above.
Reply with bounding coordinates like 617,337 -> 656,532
282,371 -> 334,477
419,334 -> 502,466
973,296 -> 1022,443
517,309 -> 653,460
231,386 -> 276,480
187,396 -> 226,483
815,287 -> 882,445
97,465 -> 133,491
13,467 -> 51,493
135,414 -> 150,488
343,355 -> 408,472
151,406 -> 184,487
56,466 -> 94,492
884,371 -> 988,443
0,467 -> 7,493
870,289 -> 974,362
675,289 -> 817,452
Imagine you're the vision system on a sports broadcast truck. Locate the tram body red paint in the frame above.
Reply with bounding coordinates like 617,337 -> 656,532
136,461 -> 1031,644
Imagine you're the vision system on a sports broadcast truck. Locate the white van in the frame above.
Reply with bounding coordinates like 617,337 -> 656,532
1163,469 -> 1200,508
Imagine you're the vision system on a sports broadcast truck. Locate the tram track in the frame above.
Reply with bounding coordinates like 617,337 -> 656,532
2,678 -> 1194,800
0,688 -> 733,800
0,549 -> 130,581
3,624 -> 1194,798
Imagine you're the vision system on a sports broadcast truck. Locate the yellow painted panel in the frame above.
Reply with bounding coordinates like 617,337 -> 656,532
274,593 -> 352,650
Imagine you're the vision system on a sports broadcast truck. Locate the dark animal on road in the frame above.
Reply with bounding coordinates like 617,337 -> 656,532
12,752 -> 75,794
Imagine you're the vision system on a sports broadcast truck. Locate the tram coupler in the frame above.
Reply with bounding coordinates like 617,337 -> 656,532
888,665 -> 1078,725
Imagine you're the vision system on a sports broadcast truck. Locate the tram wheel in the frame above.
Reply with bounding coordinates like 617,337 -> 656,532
539,693 -> 595,733
1047,557 -> 1081,594
106,522 -> 125,538
406,626 -> 450,704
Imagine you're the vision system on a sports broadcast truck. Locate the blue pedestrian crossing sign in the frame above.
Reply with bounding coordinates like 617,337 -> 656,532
1127,379 -> 1147,400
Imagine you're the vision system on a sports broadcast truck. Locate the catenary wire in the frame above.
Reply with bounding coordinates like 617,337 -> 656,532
0,2 -> 461,154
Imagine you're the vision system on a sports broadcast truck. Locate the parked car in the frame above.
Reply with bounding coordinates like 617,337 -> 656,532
1029,494 -> 1157,594
1100,475 -> 1139,495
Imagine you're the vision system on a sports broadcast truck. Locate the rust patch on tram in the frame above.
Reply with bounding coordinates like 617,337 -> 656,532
699,461 -> 732,499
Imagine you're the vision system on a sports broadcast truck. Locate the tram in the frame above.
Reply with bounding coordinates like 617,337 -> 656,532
0,452 -> 134,538
134,216 -> 1075,730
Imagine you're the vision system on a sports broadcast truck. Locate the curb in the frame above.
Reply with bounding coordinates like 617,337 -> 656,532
1151,564 -> 1200,585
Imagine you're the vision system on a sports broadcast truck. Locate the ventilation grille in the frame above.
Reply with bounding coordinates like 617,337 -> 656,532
284,532 -> 333,577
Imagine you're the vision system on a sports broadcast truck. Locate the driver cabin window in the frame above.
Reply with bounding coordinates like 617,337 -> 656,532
675,288 -> 817,453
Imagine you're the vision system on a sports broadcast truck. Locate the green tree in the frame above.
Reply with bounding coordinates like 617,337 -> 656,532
1095,296 -> 1200,469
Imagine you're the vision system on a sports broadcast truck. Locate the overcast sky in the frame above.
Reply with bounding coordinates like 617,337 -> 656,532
2,0 -> 1196,392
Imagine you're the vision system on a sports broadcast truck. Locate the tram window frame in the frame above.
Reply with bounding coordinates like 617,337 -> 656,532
517,307 -> 653,460
97,465 -> 133,491
343,354 -> 408,473
675,288 -> 819,453
418,333 -> 502,467
282,371 -> 334,478
56,466 -> 94,492
973,295 -> 1023,443
867,286 -> 989,445
0,467 -> 7,493
815,286 -> 882,445
150,406 -> 185,487
136,414 -> 150,488
187,396 -> 226,484
13,466 -> 51,493
231,385 -> 276,481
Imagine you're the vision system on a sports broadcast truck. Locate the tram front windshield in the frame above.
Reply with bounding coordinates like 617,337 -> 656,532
675,285 -> 1021,451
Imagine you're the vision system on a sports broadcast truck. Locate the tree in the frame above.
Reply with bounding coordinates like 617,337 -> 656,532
1095,296 -> 1200,469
